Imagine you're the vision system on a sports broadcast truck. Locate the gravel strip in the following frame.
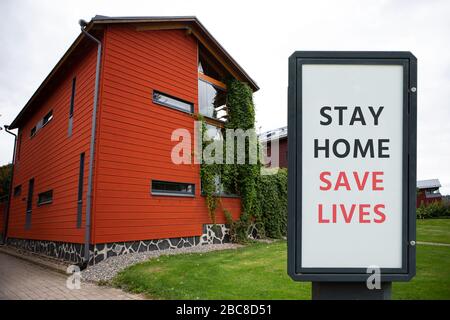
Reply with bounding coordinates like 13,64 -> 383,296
81,243 -> 241,283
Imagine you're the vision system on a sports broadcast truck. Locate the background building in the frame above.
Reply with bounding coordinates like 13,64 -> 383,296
259,126 -> 288,168
417,179 -> 442,207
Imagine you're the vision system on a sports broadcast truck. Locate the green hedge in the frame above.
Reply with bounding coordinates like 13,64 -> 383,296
254,168 -> 288,239
417,201 -> 450,219
225,168 -> 288,242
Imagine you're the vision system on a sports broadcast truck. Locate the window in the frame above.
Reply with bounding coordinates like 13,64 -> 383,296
151,180 -> 195,197
76,153 -> 85,228
198,79 -> 227,120
153,91 -> 193,113
26,178 -> 34,229
42,110 -> 53,127
204,124 -> 223,141
68,77 -> 76,137
37,190 -> 53,206
30,109 -> 53,138
69,77 -> 76,118
16,132 -> 22,161
30,126 -> 37,137
14,185 -> 22,197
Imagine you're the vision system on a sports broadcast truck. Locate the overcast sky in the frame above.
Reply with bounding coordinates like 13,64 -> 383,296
0,0 -> 449,194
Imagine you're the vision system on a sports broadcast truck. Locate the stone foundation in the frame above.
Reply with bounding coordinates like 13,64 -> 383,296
6,224 -> 230,265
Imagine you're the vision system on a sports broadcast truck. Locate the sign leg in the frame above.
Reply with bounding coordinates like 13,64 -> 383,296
312,282 -> 392,300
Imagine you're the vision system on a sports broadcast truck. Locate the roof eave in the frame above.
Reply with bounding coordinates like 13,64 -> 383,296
9,21 -> 97,129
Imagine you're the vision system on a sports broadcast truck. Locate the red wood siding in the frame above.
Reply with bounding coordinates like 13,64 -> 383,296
416,189 -> 442,207
92,26 -> 240,244
7,42 -> 100,243
265,137 -> 288,168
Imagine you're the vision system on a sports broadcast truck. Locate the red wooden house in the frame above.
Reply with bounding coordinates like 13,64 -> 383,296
3,16 -> 258,265
416,179 -> 442,207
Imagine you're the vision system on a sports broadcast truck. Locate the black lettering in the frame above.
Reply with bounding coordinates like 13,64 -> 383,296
314,139 -> 329,158
354,139 -> 374,158
378,139 -> 390,158
333,139 -> 350,158
369,106 -> 384,125
320,106 -> 332,125
334,106 -> 347,125
350,106 -> 366,125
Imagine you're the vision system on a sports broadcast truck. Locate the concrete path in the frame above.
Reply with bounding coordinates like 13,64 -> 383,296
0,252 -> 142,300
417,241 -> 450,247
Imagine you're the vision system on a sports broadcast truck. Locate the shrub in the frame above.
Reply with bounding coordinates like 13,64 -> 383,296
225,169 -> 288,242
254,168 -> 288,239
417,201 -> 450,219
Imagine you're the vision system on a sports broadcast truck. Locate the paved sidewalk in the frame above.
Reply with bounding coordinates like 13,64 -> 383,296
0,252 -> 142,300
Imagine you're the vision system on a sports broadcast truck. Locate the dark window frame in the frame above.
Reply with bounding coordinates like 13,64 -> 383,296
37,190 -> 53,206
76,153 -> 85,228
25,178 -> 34,229
14,185 -> 22,197
69,77 -> 76,118
152,90 -> 194,114
30,126 -> 37,138
42,110 -> 53,127
151,180 -> 195,197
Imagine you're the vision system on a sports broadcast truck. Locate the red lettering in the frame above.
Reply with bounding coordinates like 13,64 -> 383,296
359,204 -> 371,223
318,204 -> 330,223
319,172 -> 332,191
374,204 -> 386,223
372,172 -> 384,190
353,171 -> 369,190
334,172 -> 351,190
340,204 -> 356,223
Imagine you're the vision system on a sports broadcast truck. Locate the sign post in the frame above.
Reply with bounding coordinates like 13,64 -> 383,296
288,52 -> 417,299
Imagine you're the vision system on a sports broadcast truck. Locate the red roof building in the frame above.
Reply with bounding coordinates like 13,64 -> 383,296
416,179 -> 442,207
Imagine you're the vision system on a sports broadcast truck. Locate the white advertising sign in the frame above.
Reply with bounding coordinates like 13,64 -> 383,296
301,64 -> 404,268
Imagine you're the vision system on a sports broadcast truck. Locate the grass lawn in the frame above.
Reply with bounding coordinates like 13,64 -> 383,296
417,218 -> 450,244
113,219 -> 450,300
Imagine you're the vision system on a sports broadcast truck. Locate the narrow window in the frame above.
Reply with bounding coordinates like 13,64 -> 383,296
42,110 -> 53,127
68,77 -> 76,137
26,178 -> 34,229
152,90 -> 193,113
151,180 -> 195,197
37,190 -> 53,206
69,77 -> 76,118
16,132 -> 22,161
14,185 -> 22,197
76,153 -> 85,228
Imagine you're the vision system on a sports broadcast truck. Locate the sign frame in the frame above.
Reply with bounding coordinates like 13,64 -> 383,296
287,51 -> 417,282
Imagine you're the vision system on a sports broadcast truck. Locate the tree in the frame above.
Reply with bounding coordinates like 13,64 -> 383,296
0,164 -> 12,198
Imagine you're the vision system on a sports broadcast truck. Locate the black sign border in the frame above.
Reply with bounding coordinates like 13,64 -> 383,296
288,51 -> 417,282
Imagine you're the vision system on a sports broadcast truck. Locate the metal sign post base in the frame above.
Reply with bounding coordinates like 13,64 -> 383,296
312,282 -> 392,300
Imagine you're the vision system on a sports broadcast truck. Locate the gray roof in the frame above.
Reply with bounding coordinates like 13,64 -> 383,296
417,179 -> 441,189
259,126 -> 288,142
9,15 -> 258,129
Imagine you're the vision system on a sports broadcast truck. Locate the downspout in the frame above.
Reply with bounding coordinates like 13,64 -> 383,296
2,125 -> 17,245
79,19 -> 102,266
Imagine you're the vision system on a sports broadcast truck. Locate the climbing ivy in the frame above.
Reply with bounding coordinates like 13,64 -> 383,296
254,169 -> 288,238
224,79 -> 260,222
198,115 -> 220,224
200,79 -> 288,241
